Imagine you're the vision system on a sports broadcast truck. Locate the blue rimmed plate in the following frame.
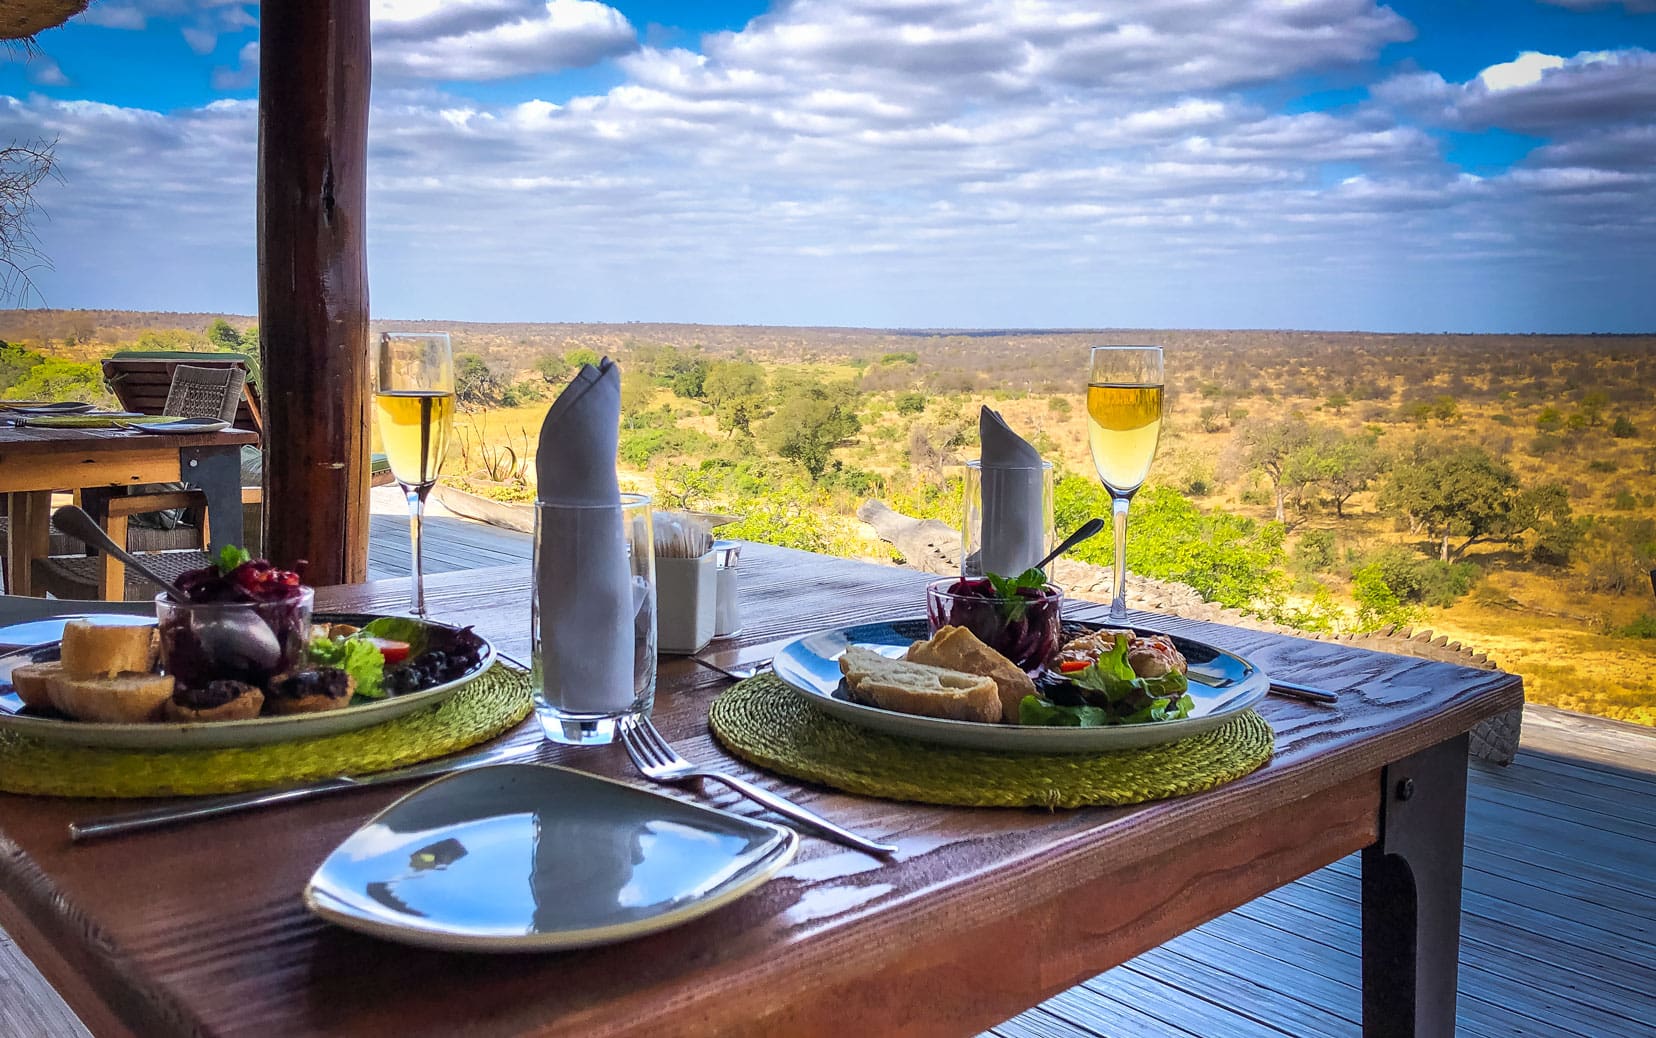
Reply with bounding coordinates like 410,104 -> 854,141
305,763 -> 798,951
772,619 -> 1269,753
0,611 -> 494,750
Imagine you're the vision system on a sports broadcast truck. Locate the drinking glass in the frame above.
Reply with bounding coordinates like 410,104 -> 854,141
1086,345 -> 1165,619
374,332 -> 455,617
531,494 -> 656,746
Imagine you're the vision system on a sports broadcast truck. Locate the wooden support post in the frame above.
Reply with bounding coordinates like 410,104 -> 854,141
256,0 -> 371,584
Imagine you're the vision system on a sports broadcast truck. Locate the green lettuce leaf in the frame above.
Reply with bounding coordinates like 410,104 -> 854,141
216,544 -> 252,575
1018,695 -> 1111,727
308,635 -> 386,699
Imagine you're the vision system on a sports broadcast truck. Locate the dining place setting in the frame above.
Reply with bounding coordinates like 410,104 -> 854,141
0,343 -> 1518,1038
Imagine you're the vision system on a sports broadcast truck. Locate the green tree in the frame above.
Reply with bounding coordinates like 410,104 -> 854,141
1579,390 -> 1609,427
1301,429 -> 1383,519
1378,445 -> 1563,561
702,360 -> 769,437
0,340 -> 43,392
1238,417 -> 1314,523
1323,392 -> 1349,415
761,378 -> 861,479
566,347 -> 602,370
454,353 -> 501,408
3,358 -> 112,406
206,318 -> 242,352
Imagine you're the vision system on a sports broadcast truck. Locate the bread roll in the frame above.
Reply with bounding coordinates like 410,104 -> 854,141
49,672 -> 175,724
60,621 -> 156,679
838,646 -> 1001,723
10,661 -> 64,710
906,626 -> 1036,721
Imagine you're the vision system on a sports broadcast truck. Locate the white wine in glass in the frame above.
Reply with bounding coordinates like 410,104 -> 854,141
1087,346 -> 1165,619
374,332 -> 455,617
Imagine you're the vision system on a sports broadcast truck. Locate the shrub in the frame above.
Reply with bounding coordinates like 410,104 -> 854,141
1536,406 -> 1563,431
1490,413 -> 1514,426
1295,529 -> 1337,572
1617,614 -> 1656,639
1047,395 -> 1071,414
1588,459 -> 1617,473
1611,416 -> 1638,438
1351,564 -> 1423,633
1365,548 -> 1481,607
1613,489 -> 1638,511
1528,434 -> 1565,456
895,392 -> 927,416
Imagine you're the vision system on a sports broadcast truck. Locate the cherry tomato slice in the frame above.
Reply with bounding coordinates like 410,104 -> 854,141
360,636 -> 411,664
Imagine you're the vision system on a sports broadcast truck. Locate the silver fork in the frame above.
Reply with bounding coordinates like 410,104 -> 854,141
618,716 -> 897,857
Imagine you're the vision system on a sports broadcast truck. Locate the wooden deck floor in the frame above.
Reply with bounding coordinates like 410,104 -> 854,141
6,506 -> 1655,1037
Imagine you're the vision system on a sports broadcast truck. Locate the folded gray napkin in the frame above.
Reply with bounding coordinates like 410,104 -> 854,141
535,359 -> 640,713
975,406 -> 1046,577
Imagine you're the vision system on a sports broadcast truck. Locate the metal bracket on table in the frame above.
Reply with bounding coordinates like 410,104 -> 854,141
1361,732 -> 1470,1038
178,444 -> 245,556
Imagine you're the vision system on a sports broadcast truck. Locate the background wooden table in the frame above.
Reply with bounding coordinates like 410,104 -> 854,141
0,425 -> 258,595
0,546 -> 1522,1036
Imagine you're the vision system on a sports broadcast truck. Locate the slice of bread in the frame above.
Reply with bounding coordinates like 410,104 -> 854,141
838,645 -> 1001,723
60,621 -> 156,679
48,672 -> 175,724
906,625 -> 1037,721
10,660 -> 65,710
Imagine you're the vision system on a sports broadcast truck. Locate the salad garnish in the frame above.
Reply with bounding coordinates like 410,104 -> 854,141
983,567 -> 1047,622
1020,633 -> 1194,727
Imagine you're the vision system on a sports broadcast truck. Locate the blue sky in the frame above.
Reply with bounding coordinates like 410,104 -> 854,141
2,0 -> 1654,332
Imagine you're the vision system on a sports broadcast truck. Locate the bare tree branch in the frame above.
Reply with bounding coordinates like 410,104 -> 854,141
0,137 -> 60,306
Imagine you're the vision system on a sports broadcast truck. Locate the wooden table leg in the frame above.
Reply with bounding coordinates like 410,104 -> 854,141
181,445 -> 244,556
1361,733 -> 1470,1037
5,491 -> 53,597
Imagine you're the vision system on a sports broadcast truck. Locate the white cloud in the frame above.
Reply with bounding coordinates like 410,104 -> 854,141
9,0 -> 1656,331
74,1 -> 256,53
1376,48 -> 1656,132
27,56 -> 70,87
372,0 -> 638,81
211,42 -> 259,91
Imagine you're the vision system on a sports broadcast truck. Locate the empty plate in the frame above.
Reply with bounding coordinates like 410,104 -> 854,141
305,764 -> 798,951
117,417 -> 231,434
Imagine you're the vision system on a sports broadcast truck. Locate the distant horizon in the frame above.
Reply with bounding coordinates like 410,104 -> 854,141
3,306 -> 1652,341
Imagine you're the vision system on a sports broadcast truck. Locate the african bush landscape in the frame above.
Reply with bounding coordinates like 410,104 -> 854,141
5,309 -> 1655,725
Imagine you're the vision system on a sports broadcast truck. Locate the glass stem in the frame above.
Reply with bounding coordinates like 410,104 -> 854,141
1109,493 -> 1131,619
406,482 -> 432,617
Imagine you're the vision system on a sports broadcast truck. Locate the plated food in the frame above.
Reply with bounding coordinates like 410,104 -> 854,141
0,549 -> 496,749
840,624 -> 1193,728
777,614 -> 1266,753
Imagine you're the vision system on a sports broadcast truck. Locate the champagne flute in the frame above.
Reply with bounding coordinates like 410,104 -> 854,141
1086,345 -> 1165,619
374,332 -> 455,617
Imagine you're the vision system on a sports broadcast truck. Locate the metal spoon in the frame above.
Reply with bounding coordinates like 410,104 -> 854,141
1035,517 -> 1106,575
51,505 -> 190,602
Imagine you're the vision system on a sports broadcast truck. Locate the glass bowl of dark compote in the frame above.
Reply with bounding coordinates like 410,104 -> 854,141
156,551 -> 313,693
924,577 -> 1063,671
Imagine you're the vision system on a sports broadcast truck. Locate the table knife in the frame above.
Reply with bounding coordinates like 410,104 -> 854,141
69,739 -> 541,843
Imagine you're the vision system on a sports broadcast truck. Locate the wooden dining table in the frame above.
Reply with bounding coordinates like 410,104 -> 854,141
0,545 -> 1523,1037
0,423 -> 258,596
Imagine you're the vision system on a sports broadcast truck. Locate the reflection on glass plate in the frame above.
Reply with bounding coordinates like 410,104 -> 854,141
772,619 -> 1269,753
305,763 -> 797,951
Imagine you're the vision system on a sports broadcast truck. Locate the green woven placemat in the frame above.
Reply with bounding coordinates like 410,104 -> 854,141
0,665 -> 533,798
709,674 -> 1274,809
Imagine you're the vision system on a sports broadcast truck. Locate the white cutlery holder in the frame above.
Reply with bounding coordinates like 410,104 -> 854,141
655,552 -> 716,655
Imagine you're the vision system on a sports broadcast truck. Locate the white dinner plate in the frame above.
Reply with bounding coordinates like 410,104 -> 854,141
0,611 -> 495,749
0,612 -> 155,651
772,619 -> 1269,753
305,763 -> 798,951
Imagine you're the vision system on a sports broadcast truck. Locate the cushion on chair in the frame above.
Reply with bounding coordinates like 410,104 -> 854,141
32,551 -> 216,603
